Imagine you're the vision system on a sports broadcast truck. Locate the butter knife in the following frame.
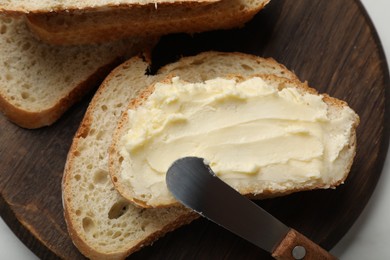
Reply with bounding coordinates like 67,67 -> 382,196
166,157 -> 337,260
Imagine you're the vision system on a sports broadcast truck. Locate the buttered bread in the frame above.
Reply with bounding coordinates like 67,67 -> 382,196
65,51 -> 304,258
109,62 -> 359,208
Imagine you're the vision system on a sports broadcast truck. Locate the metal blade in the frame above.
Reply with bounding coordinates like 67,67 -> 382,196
166,157 -> 290,253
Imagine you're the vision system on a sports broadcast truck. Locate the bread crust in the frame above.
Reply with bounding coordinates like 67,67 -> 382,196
25,0 -> 270,45
109,52 -> 359,208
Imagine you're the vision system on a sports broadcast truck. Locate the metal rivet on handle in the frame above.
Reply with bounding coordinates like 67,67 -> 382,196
292,245 -> 306,260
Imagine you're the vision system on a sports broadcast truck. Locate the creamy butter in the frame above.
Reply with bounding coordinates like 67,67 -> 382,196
119,76 -> 358,207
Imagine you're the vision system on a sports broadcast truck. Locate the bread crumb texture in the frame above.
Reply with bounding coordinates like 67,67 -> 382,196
63,57 -> 193,259
0,15 -> 145,128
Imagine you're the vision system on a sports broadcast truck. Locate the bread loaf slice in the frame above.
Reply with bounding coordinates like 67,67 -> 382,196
64,51 -> 299,258
25,0 -> 270,45
0,0 -> 217,13
109,53 -> 359,208
0,14 -> 153,128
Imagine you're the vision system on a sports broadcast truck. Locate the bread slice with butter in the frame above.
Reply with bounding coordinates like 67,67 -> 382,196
25,0 -> 270,45
64,51 -> 301,258
109,53 -> 359,209
0,14 -> 154,128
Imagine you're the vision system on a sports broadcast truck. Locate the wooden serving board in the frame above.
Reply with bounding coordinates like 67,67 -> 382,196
1,0 -> 389,259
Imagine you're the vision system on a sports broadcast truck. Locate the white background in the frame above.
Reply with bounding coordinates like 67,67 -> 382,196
1,0 -> 389,259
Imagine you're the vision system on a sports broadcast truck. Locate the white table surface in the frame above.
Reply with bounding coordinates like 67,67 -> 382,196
1,1 -> 389,259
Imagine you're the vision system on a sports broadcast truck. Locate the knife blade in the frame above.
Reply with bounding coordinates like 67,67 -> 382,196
166,157 -> 337,260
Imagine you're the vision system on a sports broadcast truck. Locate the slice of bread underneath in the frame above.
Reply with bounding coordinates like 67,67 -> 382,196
26,0 -> 269,45
0,14 -> 153,129
0,0 -> 218,13
64,51 -> 302,259
109,53 -> 360,209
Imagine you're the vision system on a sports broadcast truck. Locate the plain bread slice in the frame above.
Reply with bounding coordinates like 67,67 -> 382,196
0,0 -> 218,14
25,0 -> 270,45
0,14 -> 154,128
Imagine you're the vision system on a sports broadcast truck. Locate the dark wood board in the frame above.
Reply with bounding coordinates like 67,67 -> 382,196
1,0 -> 389,259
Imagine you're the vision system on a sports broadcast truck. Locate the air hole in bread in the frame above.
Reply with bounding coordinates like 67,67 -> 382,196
141,222 -> 150,231
64,75 -> 72,83
189,59 -> 204,66
112,231 -> 122,239
96,131 -> 105,140
22,83 -> 32,89
88,184 -> 94,190
108,200 -> 129,219
2,17 -> 12,24
93,170 -> 107,185
5,74 -> 12,80
22,42 -> 31,51
101,105 -> 108,111
82,217 -> 95,233
118,156 -> 124,164
75,174 -> 81,181
0,24 -> 7,34
241,64 -> 254,71
75,209 -> 82,216
21,92 -> 29,100
89,128 -> 96,136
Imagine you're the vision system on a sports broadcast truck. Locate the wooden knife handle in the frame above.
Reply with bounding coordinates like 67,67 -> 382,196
271,229 -> 337,260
